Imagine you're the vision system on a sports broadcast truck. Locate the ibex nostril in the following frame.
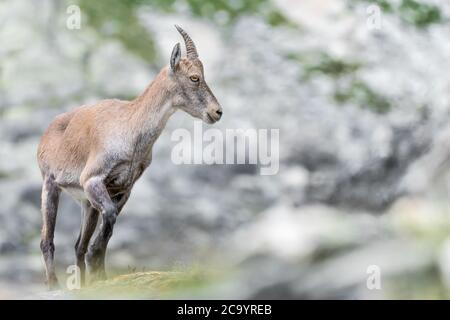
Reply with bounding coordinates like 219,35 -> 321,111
216,110 -> 223,117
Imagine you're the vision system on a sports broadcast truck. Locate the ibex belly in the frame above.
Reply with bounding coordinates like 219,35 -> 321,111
104,159 -> 148,199
58,158 -> 148,203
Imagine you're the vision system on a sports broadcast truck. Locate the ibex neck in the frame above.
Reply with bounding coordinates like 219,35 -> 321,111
130,67 -> 176,138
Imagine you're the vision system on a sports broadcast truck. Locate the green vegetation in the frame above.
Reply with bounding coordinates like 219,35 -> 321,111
399,0 -> 442,28
302,53 -> 362,79
289,52 -> 391,113
334,80 -> 391,113
148,0 -> 292,26
76,0 -> 293,65
353,0 -> 443,28
364,0 -> 393,12
76,268 -> 222,299
77,0 -> 158,65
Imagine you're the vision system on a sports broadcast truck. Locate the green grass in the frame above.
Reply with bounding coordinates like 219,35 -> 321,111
75,267 -> 222,299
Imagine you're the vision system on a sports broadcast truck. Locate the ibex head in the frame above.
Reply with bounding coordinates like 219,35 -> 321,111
169,25 -> 222,124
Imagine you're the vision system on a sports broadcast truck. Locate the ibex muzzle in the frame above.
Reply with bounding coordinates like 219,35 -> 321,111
37,25 -> 222,289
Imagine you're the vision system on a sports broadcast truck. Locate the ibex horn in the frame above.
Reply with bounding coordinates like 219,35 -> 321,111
175,25 -> 198,59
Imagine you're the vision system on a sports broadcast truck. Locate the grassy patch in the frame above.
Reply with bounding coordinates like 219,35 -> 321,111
75,268 -> 220,299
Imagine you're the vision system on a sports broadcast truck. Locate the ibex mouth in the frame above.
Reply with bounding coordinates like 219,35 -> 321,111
206,113 -> 217,124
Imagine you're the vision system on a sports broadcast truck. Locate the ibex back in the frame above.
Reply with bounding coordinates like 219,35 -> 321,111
37,26 -> 222,289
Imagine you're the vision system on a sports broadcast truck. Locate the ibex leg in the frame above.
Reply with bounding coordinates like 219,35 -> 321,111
74,201 -> 99,286
40,175 -> 60,290
83,177 -> 118,281
87,190 -> 130,282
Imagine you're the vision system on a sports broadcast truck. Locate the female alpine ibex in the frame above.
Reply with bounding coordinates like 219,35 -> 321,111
37,26 -> 222,289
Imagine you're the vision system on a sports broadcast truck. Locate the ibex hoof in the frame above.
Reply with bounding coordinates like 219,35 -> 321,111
47,277 -> 61,291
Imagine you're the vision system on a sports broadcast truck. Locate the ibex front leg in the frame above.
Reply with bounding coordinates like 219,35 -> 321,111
83,177 -> 118,281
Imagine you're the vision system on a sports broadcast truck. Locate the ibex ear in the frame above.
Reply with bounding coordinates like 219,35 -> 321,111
170,43 -> 181,71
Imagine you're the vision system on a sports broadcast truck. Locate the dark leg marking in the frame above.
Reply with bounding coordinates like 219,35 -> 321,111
74,201 -> 99,286
83,178 -> 124,282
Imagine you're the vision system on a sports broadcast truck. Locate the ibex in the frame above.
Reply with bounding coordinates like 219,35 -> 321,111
37,26 -> 222,289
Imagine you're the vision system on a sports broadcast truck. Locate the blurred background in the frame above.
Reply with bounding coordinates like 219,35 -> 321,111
1,0 -> 450,299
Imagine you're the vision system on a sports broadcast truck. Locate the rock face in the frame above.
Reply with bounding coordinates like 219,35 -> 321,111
0,0 -> 450,298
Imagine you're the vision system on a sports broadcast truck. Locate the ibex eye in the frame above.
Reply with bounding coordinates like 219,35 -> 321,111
190,76 -> 199,82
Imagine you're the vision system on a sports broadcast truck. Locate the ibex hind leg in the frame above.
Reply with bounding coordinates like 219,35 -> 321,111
75,201 -> 99,287
40,175 -> 61,290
